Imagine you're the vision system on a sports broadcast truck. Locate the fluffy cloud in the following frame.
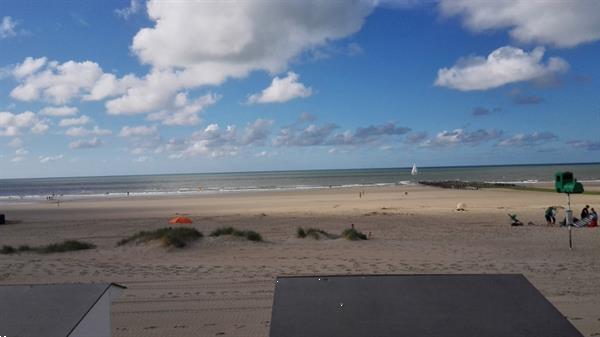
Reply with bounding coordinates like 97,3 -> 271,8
498,132 -> 558,147
107,1 -> 373,113
15,148 -> 28,156
133,1 -> 372,70
172,123 -> 238,158
69,137 -> 102,149
247,72 -> 313,104
59,115 -> 91,127
438,0 -> 600,48
435,46 -> 568,91
423,128 -> 502,147
119,125 -> 158,138
39,154 -> 64,163
146,92 -> 220,125
241,119 -> 273,145
13,57 -> 47,78
65,126 -> 112,137
0,111 -> 49,136
10,58 -> 110,104
39,105 -> 78,117
330,122 -> 411,145
274,123 -> 338,147
0,16 -> 18,39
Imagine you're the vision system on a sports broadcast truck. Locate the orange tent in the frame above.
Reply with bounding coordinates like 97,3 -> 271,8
169,216 -> 193,224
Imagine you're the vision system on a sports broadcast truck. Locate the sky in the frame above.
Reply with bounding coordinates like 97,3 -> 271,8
1,0 -> 599,179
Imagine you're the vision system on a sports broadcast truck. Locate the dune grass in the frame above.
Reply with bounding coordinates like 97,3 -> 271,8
341,227 -> 368,241
297,227 -> 335,240
0,240 -> 95,254
39,240 -> 95,253
118,227 -> 202,248
209,226 -> 263,242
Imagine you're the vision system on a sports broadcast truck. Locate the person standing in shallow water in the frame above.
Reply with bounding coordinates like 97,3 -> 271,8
545,206 -> 556,225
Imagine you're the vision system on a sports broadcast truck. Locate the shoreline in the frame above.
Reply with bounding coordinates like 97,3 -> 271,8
3,179 -> 600,206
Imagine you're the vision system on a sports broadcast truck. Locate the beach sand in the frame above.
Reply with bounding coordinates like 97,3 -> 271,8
1,185 -> 600,336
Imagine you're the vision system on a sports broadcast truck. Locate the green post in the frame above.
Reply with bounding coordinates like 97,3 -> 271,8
555,172 -> 584,250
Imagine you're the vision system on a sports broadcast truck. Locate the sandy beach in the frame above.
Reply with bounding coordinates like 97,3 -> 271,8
1,185 -> 600,337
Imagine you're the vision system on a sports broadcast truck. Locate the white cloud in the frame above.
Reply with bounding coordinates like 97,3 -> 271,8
0,16 -> 18,39
171,123 -> 238,158
247,72 -> 313,104
0,111 -> 49,136
39,105 -> 78,117
119,125 -> 158,137
498,132 -> 558,147
242,119 -> 273,145
39,154 -> 64,163
11,156 -> 24,163
435,46 -> 568,91
422,128 -> 502,147
438,0 -> 600,48
65,125 -> 112,137
69,137 -> 102,149
107,1 -> 372,114
115,0 -> 142,19
274,123 -> 338,147
146,92 -> 220,125
10,58 -> 127,104
13,57 -> 47,78
15,148 -> 28,156
59,115 -> 91,127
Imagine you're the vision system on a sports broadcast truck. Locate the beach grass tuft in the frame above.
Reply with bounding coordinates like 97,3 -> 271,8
118,227 -> 202,248
38,240 -> 95,253
297,227 -> 335,240
341,227 -> 368,241
0,241 -> 94,254
210,226 -> 263,242
1,245 -> 16,254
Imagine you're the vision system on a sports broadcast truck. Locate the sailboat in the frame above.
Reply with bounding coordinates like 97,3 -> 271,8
411,163 -> 418,176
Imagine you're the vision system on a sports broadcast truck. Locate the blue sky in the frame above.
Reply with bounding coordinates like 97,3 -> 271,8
1,0 -> 599,178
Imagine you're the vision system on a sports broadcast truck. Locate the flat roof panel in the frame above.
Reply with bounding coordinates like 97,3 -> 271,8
269,274 -> 583,337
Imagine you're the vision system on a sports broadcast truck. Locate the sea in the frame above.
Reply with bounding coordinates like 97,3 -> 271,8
1,163 -> 599,202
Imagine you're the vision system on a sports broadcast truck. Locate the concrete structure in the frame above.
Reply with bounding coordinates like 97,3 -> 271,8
0,283 -> 125,337
270,274 -> 583,337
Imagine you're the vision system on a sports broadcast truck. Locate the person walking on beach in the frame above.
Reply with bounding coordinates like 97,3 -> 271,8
581,205 -> 590,219
545,206 -> 556,225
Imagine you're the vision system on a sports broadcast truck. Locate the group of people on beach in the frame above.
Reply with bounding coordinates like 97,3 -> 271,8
545,205 -> 598,227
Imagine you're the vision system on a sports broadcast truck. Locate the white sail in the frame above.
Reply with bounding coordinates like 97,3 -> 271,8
411,163 -> 418,176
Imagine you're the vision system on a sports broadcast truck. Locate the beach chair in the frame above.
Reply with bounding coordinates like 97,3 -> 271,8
573,217 -> 591,228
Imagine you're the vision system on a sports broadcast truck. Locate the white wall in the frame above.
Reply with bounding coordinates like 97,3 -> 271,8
69,286 -> 123,337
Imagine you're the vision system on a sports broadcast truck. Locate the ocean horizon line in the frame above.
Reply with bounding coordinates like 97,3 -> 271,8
2,161 -> 600,181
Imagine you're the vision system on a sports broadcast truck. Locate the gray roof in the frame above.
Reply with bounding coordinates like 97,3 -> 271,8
270,274 -> 583,337
0,283 -> 125,337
